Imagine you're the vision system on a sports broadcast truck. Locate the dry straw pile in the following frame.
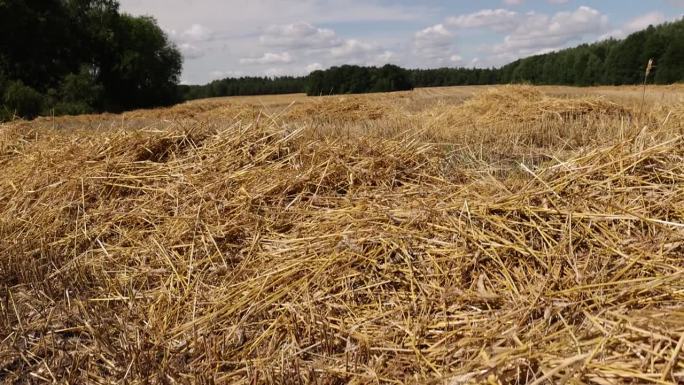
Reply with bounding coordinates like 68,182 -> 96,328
1,86 -> 683,384
425,86 -> 632,127
286,96 -> 396,123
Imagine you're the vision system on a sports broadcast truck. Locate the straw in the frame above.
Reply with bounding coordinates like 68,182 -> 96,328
1,85 -> 683,384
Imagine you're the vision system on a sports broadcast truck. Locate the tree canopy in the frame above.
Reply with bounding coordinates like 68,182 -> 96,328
0,0 -> 181,120
305,64 -> 413,96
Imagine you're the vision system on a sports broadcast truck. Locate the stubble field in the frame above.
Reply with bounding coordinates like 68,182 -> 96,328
1,85 -> 684,384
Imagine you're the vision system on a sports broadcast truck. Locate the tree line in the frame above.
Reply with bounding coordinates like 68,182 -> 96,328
305,65 -> 413,95
180,64 -> 414,100
179,76 -> 305,100
183,17 -> 684,101
497,19 -> 684,86
0,0 -> 181,121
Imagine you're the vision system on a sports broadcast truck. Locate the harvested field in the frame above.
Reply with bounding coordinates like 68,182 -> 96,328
423,85 -> 633,126
1,85 -> 684,384
285,96 -> 399,123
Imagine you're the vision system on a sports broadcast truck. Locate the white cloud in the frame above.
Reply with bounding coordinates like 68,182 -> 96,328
260,23 -> 342,49
329,40 -> 394,66
414,24 -> 461,65
492,7 -> 609,55
330,39 -> 372,58
306,62 -> 324,73
166,24 -> 214,60
375,51 -> 396,64
240,52 -> 293,65
600,12 -> 666,39
254,22 -> 396,69
177,43 -> 205,60
181,24 -> 213,42
447,9 -> 520,32
264,67 -> 289,77
626,12 -> 666,30
444,6 -> 611,67
209,70 -> 245,80
416,24 -> 452,41
415,24 -> 453,50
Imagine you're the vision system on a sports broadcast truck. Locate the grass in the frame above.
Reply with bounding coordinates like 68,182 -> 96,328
1,85 -> 683,384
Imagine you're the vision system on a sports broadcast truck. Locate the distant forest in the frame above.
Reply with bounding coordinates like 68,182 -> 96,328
1,1 -> 683,121
183,18 -> 684,100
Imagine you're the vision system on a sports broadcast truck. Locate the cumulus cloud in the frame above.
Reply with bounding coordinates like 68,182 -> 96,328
443,6 -> 611,67
449,6 -> 608,45
450,54 -> 463,63
415,24 -> 453,49
240,52 -> 293,65
264,67 -> 289,77
181,24 -> 213,42
209,69 -> 245,80
600,12 -> 667,39
166,24 -> 214,60
306,62 -> 324,73
493,7 -> 609,55
330,40 -> 395,66
331,39 -> 372,58
177,43 -> 205,60
447,9 -> 519,32
259,23 -> 342,49
257,23 -> 394,68
413,24 -> 461,65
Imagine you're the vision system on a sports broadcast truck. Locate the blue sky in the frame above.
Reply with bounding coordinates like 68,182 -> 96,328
118,0 -> 684,84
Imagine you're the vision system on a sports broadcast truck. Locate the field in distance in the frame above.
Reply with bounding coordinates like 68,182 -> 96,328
1,85 -> 683,384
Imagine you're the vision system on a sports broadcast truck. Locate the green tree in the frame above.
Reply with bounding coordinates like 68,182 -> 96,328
3,80 -> 44,119
54,66 -> 105,114
582,54 -> 603,86
100,15 -> 182,109
655,38 -> 684,84
0,0 -> 81,90
0,0 -> 182,120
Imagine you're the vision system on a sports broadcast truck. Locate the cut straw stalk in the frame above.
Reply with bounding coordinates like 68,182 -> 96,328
642,58 -> 655,112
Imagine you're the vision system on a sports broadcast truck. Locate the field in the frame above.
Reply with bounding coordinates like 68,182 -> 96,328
1,85 -> 684,384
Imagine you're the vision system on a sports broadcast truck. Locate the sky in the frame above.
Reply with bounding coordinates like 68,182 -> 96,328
118,0 -> 684,84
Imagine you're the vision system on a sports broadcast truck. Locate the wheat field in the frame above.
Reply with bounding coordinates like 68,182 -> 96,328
1,85 -> 684,384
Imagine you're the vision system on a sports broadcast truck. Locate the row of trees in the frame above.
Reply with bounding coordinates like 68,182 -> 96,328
179,76 -> 305,100
414,18 -> 684,87
498,20 -> 684,86
411,68 -> 499,88
305,65 -> 413,95
179,64 -> 414,100
183,18 -> 683,101
0,0 -> 181,121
